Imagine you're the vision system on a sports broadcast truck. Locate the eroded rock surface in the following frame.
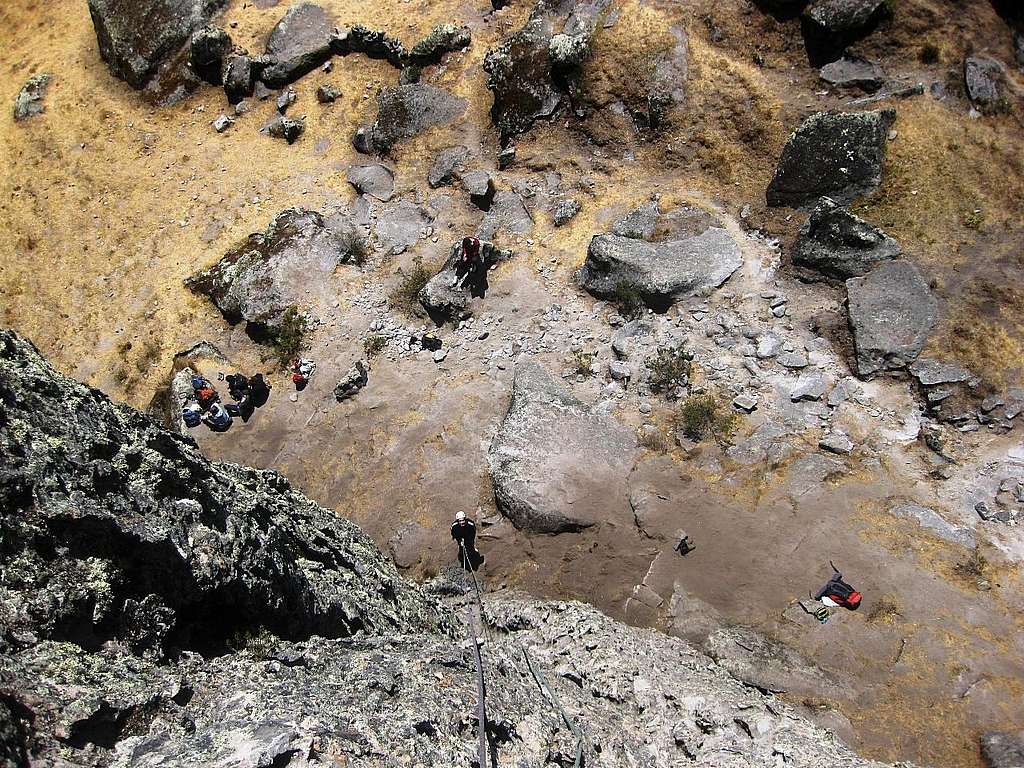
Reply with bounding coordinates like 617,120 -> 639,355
792,196 -> 900,280
488,362 -> 635,533
261,2 -> 335,87
483,16 -> 559,142
766,109 -> 896,208
366,84 -> 466,154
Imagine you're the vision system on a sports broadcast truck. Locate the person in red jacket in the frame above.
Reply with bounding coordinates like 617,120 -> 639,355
814,562 -> 862,610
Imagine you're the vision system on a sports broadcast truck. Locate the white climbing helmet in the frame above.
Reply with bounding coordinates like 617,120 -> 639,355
455,510 -> 466,522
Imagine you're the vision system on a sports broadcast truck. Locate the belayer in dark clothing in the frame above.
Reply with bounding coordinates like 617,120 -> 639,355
226,373 -> 250,401
813,561 -> 862,610
451,510 -> 484,571
249,373 -> 271,408
451,237 -> 483,290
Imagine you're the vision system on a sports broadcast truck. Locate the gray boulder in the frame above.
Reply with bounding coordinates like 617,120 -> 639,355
346,163 -> 395,201
909,358 -> 973,387
334,360 -> 368,401
366,84 -> 466,154
488,362 -> 635,533
87,0 -> 228,89
483,16 -> 560,142
261,2 -> 335,88
578,229 -> 742,310
767,109 -> 896,208
553,198 -> 582,226
475,190 -> 534,240
819,56 -> 885,92
428,145 -> 469,187
408,23 -> 471,66
981,732 -> 1024,768
792,196 -> 900,280
374,199 -> 432,254
891,502 -> 975,547
964,56 -> 1007,113
189,24 -> 231,83
419,239 -> 509,321
846,260 -> 937,377
185,208 -> 362,330
13,74 -> 51,121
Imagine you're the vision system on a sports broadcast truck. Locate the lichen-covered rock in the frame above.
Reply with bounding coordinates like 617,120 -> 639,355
791,196 -> 900,280
365,84 -> 466,154
184,208 -> 361,330
189,25 -> 231,83
980,731 -> 1024,768
337,25 -> 408,67
334,360 -> 368,401
578,229 -> 742,310
260,2 -> 335,88
846,260 -> 937,377
553,198 -> 582,226
819,56 -> 885,92
419,239 -> 509,321
222,52 -> 254,103
428,145 -> 469,187
767,109 -> 896,208
263,114 -> 305,143
483,16 -> 560,142
13,74 -> 51,121
87,0 -> 229,89
488,362 -> 636,533
964,56 -> 1007,114
408,23 -> 471,66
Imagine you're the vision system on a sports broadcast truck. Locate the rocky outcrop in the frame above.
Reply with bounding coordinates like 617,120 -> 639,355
766,109 -> 896,209
334,360 -> 368,401
407,23 -> 471,66
419,239 -> 509,321
846,260 -> 937,377
791,196 -> 900,280
483,16 -> 560,142
428,145 -> 469,187
964,56 -> 1008,114
189,24 -> 231,84
578,229 -> 743,310
981,731 -> 1024,768
87,0 -> 229,89
260,2 -> 335,87
13,74 -> 51,121
476,190 -> 534,241
488,362 -> 635,533
184,208 -> 362,331
364,84 -> 466,154
802,0 -> 889,61
819,56 -> 885,92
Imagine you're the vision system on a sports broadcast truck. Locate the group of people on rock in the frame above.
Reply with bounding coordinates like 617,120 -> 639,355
182,372 -> 271,433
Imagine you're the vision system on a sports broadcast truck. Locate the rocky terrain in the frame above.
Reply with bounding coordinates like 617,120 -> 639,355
2,0 -> 1024,766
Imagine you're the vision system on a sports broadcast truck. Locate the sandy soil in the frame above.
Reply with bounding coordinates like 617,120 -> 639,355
3,1 -> 1024,767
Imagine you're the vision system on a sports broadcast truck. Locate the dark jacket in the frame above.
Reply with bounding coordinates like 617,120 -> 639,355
451,519 -> 476,547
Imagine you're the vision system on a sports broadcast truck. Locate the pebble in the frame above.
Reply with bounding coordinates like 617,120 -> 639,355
639,402 -> 652,414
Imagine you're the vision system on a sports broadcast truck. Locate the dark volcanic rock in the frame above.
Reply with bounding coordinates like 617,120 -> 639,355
819,56 -> 885,92
338,25 -> 408,68
0,329 -> 443,658
264,114 -> 305,143
578,229 -> 742,310
483,16 -> 560,142
419,239 -> 510,321
488,362 -> 636,533
87,0 -> 229,89
981,731 -> 1024,768
428,145 -> 469,188
964,56 -> 1007,113
408,23 -> 471,66
346,163 -> 395,201
802,0 -> 888,60
366,84 -> 466,154
222,53 -> 254,103
189,25 -> 231,83
184,208 -> 361,330
791,196 -> 900,280
846,260 -> 937,377
13,74 -> 51,121
261,2 -> 335,87
766,109 -> 896,209
316,83 -> 341,102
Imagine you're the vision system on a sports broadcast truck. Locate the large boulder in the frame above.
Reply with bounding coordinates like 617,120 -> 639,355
802,0 -> 889,61
0,329 -> 443,659
791,196 -> 900,280
964,56 -> 1007,114
483,16 -> 560,142
189,24 -> 231,84
846,261 -> 937,377
981,732 -> 1024,768
346,163 -> 395,201
365,84 -> 466,154
184,208 -> 362,331
260,2 -> 335,87
475,190 -> 534,241
578,229 -> 742,310
87,0 -> 229,89
419,239 -> 509,321
766,109 -> 896,209
488,363 -> 636,533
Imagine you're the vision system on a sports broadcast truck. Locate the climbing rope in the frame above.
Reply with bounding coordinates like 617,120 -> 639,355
461,542 -> 490,768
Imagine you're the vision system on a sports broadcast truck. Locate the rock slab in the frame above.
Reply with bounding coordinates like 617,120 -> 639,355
792,196 -> 900,280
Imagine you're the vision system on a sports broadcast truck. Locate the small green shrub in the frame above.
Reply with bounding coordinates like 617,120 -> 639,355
607,281 -> 646,319
228,627 -> 277,659
918,42 -> 940,64
676,393 -> 738,445
363,334 -> 387,359
390,258 -> 434,314
268,306 -> 308,366
646,345 -> 692,395
953,548 -> 988,585
571,349 -> 595,377
963,209 -> 984,230
340,228 -> 370,265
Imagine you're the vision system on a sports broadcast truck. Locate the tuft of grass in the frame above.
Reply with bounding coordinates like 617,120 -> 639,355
918,42 -> 940,65
646,345 -> 692,395
390,258 -> 434,314
953,548 -> 989,587
340,228 -> 370,266
571,349 -> 595,377
675,393 -> 738,445
867,595 -> 900,624
637,425 -> 670,452
268,306 -> 308,367
608,281 -> 646,319
229,627 -> 277,659
363,334 -> 387,359
962,209 -> 984,230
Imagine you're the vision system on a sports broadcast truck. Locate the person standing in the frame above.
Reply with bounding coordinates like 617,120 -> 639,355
451,511 -> 484,570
